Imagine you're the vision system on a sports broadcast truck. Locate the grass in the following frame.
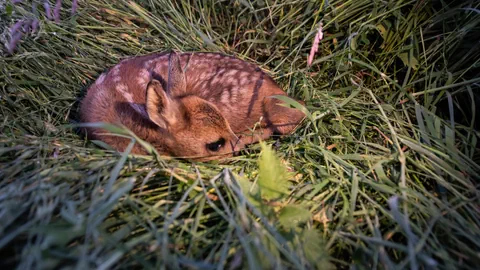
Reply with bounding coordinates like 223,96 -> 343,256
1,0 -> 480,269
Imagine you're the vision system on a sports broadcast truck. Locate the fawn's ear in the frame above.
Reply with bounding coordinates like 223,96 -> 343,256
167,51 -> 187,96
146,79 -> 182,129
263,96 -> 306,135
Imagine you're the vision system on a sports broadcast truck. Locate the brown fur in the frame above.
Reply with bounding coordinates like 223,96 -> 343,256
80,51 -> 305,161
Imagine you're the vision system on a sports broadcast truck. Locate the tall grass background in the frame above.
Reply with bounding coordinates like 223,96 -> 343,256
1,0 -> 479,269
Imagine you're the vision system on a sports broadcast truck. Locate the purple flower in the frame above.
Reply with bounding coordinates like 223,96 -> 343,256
31,2 -> 38,13
54,0 -> 62,23
44,1 -> 52,20
12,0 -> 23,4
31,19 -> 40,33
22,19 -> 32,34
10,20 -> 25,35
6,32 -> 24,55
72,0 -> 78,15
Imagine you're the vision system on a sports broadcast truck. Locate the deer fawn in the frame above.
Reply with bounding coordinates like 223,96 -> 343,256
80,51 -> 305,161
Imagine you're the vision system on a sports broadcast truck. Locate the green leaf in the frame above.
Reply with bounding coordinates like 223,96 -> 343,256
270,95 -> 312,121
376,23 -> 388,38
5,4 -> 13,16
301,229 -> 334,270
398,52 -> 419,70
258,142 -> 291,200
350,36 -> 357,50
278,205 -> 311,230
34,224 -> 86,249
235,172 -> 261,207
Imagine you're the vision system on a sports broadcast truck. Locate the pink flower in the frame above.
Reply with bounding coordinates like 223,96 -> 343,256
307,22 -> 324,67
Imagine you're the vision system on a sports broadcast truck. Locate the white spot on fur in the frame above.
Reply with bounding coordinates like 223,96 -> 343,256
240,76 -> 250,85
225,78 -> 235,84
137,69 -> 151,88
221,91 -> 230,104
117,83 -> 134,104
137,79 -> 148,88
117,83 -> 127,93
111,65 -> 122,83
122,91 -> 134,103
211,77 -> 220,85
144,59 -> 155,68
116,83 -> 148,118
231,88 -> 239,102
217,68 -> 226,75
198,82 -> 208,93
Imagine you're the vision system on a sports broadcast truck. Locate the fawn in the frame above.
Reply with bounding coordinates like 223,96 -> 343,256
80,51 -> 305,161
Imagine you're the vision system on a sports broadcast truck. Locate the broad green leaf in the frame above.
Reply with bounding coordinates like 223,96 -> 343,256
235,172 -> 261,208
302,229 -> 334,270
398,52 -> 419,70
6,4 -> 13,16
376,24 -> 388,38
270,95 -> 312,121
368,182 -> 397,195
35,224 -> 86,249
278,205 -> 311,230
258,142 -> 291,200
360,32 -> 370,45
373,162 -> 391,183
350,36 -> 357,50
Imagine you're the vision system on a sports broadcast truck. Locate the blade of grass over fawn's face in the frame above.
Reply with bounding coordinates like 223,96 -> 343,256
1,0 -> 480,269
270,95 -> 313,121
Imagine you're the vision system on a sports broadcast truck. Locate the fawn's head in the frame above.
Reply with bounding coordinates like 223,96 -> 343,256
145,52 -> 240,161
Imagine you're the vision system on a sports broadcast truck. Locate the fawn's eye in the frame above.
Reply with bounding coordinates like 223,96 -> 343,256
206,138 -> 225,152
